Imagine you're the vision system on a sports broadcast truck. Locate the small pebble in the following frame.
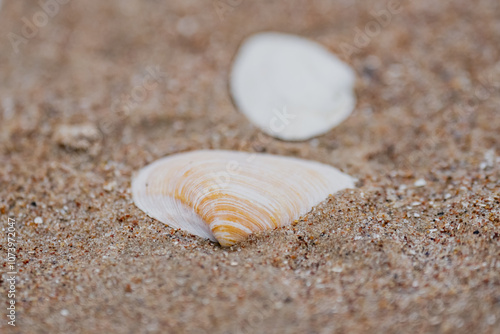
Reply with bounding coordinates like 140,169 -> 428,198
414,179 -> 427,187
53,123 -> 101,152
103,181 -> 117,192
61,309 -> 69,316
34,217 -> 43,224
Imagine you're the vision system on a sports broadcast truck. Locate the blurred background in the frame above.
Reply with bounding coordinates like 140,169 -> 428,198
1,0 -> 498,174
0,1 -> 499,333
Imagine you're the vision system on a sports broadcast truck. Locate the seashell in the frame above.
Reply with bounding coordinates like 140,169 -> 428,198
53,123 -> 101,152
132,150 -> 354,247
230,32 -> 356,141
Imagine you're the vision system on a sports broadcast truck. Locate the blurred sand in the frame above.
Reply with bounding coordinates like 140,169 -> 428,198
0,0 -> 499,333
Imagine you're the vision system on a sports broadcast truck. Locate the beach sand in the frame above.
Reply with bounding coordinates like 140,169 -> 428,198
0,0 -> 499,333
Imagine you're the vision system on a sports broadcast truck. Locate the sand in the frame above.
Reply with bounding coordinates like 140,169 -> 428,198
1,0 -> 499,333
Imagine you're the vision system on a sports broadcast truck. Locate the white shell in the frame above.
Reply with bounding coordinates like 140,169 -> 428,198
132,150 -> 354,247
230,32 -> 356,141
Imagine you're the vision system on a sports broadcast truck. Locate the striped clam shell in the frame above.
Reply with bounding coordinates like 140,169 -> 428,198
132,150 -> 354,247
